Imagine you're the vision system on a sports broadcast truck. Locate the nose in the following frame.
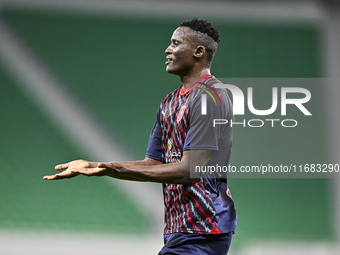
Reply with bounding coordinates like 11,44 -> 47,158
165,45 -> 172,54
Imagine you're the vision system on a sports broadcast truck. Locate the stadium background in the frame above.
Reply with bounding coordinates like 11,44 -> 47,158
0,0 -> 339,254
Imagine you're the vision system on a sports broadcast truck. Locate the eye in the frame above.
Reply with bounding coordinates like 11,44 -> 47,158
172,40 -> 179,46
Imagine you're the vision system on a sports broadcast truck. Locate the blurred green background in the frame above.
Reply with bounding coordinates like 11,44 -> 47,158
0,5 -> 336,250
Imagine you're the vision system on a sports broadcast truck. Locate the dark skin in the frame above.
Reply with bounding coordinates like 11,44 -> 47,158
43,27 -> 212,185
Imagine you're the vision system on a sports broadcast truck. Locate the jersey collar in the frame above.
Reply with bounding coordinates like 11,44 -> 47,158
179,74 -> 214,96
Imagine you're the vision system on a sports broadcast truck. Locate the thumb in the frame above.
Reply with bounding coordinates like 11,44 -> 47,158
98,162 -> 120,168
97,162 -> 108,168
98,162 -> 117,168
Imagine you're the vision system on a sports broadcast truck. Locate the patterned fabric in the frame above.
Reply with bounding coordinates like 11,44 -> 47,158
146,75 -> 237,235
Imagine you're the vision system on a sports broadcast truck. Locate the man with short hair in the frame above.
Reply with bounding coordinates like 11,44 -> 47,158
44,18 -> 237,255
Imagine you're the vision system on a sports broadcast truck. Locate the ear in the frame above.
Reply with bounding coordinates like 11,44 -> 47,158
194,45 -> 205,58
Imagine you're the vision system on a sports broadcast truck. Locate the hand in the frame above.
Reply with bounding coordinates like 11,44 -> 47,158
43,159 -> 107,180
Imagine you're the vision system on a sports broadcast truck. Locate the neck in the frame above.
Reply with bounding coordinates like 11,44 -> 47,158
180,68 -> 211,91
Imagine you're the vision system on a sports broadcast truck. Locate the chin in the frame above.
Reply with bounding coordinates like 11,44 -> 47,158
166,66 -> 175,74
166,66 -> 179,75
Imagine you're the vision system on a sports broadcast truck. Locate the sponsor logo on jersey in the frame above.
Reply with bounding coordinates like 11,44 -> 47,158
167,139 -> 172,151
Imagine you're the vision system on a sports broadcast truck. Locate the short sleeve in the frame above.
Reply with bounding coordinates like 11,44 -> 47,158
183,88 -> 231,151
146,108 -> 163,161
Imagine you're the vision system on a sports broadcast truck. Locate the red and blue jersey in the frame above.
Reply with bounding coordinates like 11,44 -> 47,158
146,74 -> 237,235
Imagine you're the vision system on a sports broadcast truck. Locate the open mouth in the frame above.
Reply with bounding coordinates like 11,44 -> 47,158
165,57 -> 173,65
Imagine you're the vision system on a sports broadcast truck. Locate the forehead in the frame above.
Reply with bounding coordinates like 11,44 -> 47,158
171,27 -> 192,42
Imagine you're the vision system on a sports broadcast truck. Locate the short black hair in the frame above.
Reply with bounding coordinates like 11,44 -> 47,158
179,18 -> 220,43
179,18 -> 220,64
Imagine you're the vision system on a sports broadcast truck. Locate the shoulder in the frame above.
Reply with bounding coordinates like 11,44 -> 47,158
160,85 -> 182,106
191,77 -> 227,102
203,77 -> 231,103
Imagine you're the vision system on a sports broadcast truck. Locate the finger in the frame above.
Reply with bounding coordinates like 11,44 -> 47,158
43,174 -> 62,180
55,163 -> 70,171
43,174 -> 66,180
43,171 -> 79,180
43,175 -> 54,180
